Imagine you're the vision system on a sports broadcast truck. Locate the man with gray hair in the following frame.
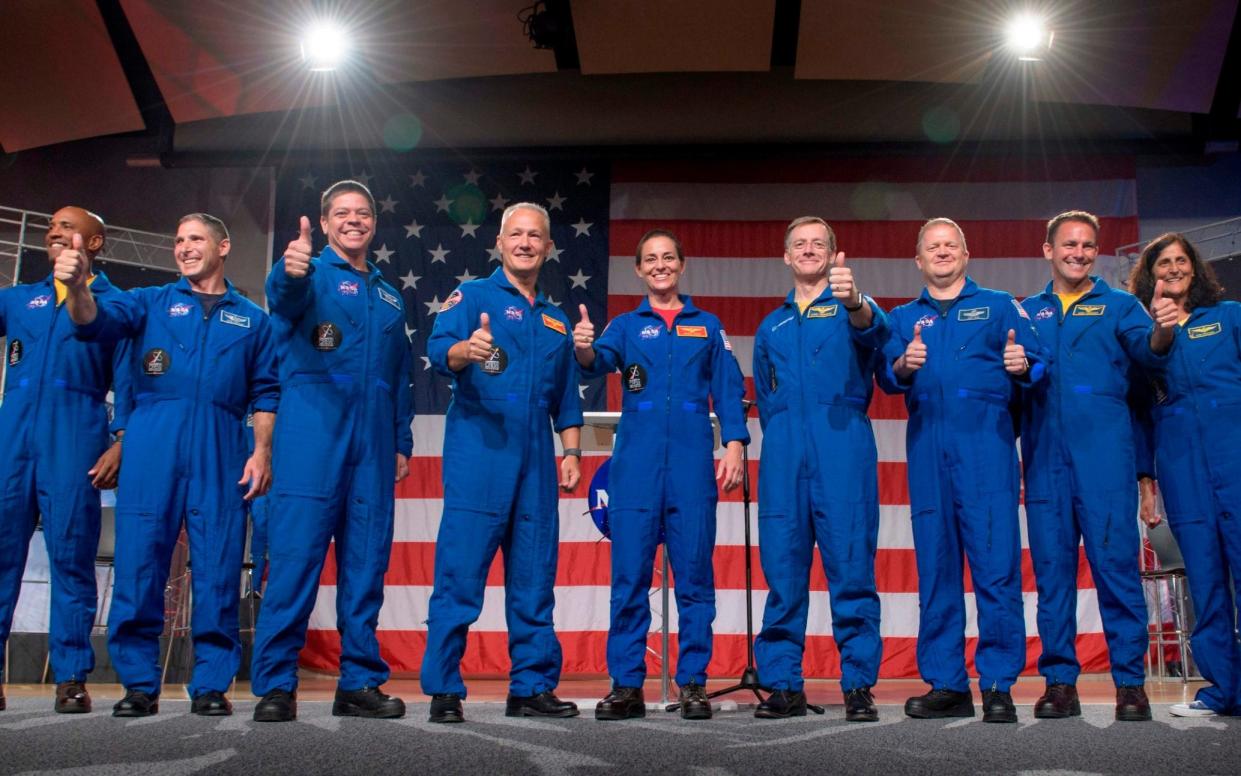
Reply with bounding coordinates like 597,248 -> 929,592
879,218 -> 1045,723
421,202 -> 583,723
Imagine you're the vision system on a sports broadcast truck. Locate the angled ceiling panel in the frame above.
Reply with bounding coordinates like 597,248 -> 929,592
1027,0 -> 1236,114
0,0 -> 145,151
574,0 -> 775,75
367,0 -> 557,84
795,0 -> 994,83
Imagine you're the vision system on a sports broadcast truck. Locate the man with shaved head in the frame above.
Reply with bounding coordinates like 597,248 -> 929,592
0,207 -> 131,713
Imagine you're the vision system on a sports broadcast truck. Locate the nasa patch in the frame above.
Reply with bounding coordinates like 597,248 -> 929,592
1035,306 -> 1056,320
168,302 -> 192,318
916,314 -> 937,329
337,280 -> 359,296
26,295 -> 51,309
505,305 -> 524,322
639,324 -> 661,340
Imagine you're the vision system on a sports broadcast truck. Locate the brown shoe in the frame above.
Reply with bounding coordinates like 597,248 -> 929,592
55,681 -> 91,714
1034,684 -> 1080,718
1115,685 -> 1151,721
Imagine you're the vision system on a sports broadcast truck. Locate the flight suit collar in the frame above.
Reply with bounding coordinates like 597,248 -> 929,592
321,245 -> 383,283
635,294 -> 699,319
1037,274 -> 1108,302
487,266 -> 550,309
916,275 -> 980,309
781,287 -> 837,309
38,270 -> 117,295
171,275 -> 243,308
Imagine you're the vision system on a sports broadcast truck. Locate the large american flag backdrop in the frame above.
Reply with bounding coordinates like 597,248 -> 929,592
273,154 -> 1140,680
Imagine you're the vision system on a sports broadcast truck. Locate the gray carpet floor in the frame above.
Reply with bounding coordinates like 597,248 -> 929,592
0,698 -> 1236,775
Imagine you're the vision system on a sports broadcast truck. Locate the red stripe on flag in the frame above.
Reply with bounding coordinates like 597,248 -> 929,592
301,630 -> 1114,678
609,218 -> 1140,258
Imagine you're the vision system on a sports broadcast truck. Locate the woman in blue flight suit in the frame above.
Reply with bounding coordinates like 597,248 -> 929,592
1129,233 -> 1241,718
574,229 -> 748,720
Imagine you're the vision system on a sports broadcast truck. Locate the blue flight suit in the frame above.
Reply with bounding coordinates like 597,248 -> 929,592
879,277 -> 1044,693
752,293 -> 889,693
77,278 -> 278,697
1135,302 -> 1241,713
420,268 -> 582,698
581,296 -> 748,689
252,247 -> 414,696
1021,277 -> 1166,689
0,273 -> 130,684
245,412 -> 271,588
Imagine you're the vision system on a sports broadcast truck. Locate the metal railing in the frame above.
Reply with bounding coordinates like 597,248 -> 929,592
0,205 -> 176,288
1115,215 -> 1241,268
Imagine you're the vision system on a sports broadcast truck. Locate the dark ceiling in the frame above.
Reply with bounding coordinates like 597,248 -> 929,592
1,0 -> 1239,162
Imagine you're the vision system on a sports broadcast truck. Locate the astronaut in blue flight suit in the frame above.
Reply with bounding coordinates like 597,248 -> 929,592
1129,233 -> 1241,718
1019,211 -> 1177,723
251,181 -> 415,723
0,206 -> 130,714
573,228 -> 747,721
878,218 -> 1045,724
750,217 -> 890,722
420,202 -> 583,724
62,213 -> 278,718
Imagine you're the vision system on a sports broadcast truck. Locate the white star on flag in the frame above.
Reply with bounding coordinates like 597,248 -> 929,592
299,172 -> 317,190
409,170 -> 427,188
487,246 -> 502,262
428,244 -> 451,263
459,221 -> 481,238
545,294 -> 560,307
373,244 -> 394,263
546,191 -> 567,211
433,194 -> 454,213
574,167 -> 595,185
420,356 -> 432,371
352,170 -> 372,188
400,271 -> 420,290
378,195 -> 398,213
546,246 -> 563,262
405,324 -> 417,340
404,219 -> 424,239
463,169 -> 482,185
568,269 -> 591,289
489,193 -> 510,212
518,166 -> 538,185
425,295 -> 444,315
572,218 -> 593,237
578,384 -> 588,399
456,268 -> 477,283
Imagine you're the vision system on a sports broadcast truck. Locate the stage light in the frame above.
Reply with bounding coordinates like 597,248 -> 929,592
1005,13 -> 1053,61
301,21 -> 350,72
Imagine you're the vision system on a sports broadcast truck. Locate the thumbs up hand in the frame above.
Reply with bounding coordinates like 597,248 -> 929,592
283,216 -> 313,278
573,303 -> 595,355
1003,328 -> 1029,375
53,233 -> 89,287
894,323 -> 927,379
828,251 -> 860,308
466,312 -> 495,363
1150,279 -> 1179,331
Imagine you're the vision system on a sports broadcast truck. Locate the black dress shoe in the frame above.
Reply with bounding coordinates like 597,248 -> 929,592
506,690 -> 579,718
904,689 -> 974,719
55,681 -> 91,714
755,689 -> 807,719
595,687 -> 645,720
112,689 -> 158,718
191,691 -> 233,717
981,690 -> 1017,723
1034,684 -> 1080,718
678,683 -> 712,720
0,684 -> 5,711
333,687 -> 406,719
429,694 -> 464,723
1115,685 -> 1152,721
844,687 -> 878,722
253,689 -> 296,722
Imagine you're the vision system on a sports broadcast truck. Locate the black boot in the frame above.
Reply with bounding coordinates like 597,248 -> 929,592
595,687 -> 645,720
506,691 -> 578,718
755,689 -> 807,719
981,690 -> 1017,723
1033,684 -> 1080,718
253,689 -> 296,722
1115,685 -> 1151,721
677,683 -> 712,720
429,693 -> 464,723
904,689 -> 974,719
112,689 -> 158,718
844,687 -> 878,722
191,690 -> 233,716
333,687 -> 405,719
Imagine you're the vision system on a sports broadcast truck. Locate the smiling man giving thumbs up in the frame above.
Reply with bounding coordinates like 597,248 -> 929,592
421,202 -> 583,724
878,218 -> 1046,724
251,181 -> 414,723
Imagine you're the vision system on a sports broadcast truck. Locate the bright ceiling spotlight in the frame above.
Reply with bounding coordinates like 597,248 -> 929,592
301,20 -> 350,72
1005,13 -> 1053,61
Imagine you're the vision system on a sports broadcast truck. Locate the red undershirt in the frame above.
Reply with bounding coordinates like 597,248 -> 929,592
654,307 -> 679,330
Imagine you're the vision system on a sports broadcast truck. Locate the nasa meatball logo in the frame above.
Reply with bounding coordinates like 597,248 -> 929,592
916,314 -> 937,329
481,345 -> 508,375
504,305 -> 524,322
7,339 -> 22,366
1035,306 -> 1056,321
337,280 -> 359,296
26,295 -> 51,309
168,303 -> 192,317
143,348 -> 170,376
639,324 -> 661,340
313,322 -> 343,351
624,363 -> 647,392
